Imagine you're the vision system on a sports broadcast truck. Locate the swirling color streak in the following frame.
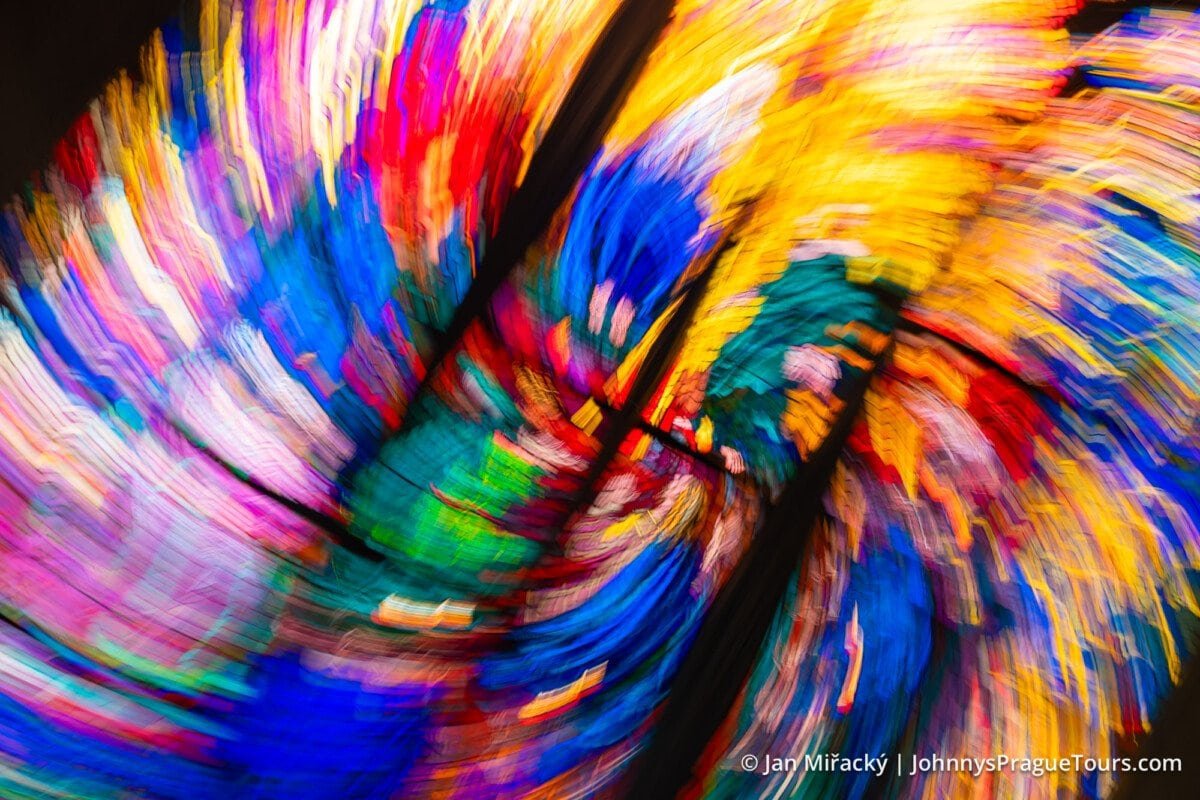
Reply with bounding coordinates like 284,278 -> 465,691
0,1 -> 1197,799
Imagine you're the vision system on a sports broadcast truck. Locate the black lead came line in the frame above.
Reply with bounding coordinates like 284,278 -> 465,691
10,1 -> 1198,796
168,0 -> 893,785
569,200 -> 760,516
630,6 -> 1200,792
189,0 -> 1200,796
420,0 -> 679,383
162,0 -> 679,557
629,295 -> 901,799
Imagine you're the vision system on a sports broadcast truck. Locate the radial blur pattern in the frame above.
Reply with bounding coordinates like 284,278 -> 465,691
0,1 -> 1199,799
